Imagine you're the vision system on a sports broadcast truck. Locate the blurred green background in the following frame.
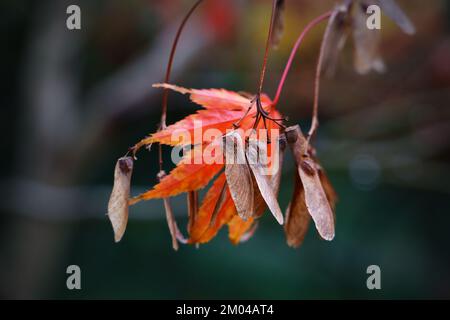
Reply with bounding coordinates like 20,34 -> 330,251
1,0 -> 449,299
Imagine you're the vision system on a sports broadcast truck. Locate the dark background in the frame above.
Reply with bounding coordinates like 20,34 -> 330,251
1,0 -> 449,299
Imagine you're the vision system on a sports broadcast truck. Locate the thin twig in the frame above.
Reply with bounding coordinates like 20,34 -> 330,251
233,1 -> 286,131
257,0 -> 279,96
307,10 -> 339,143
155,0 -> 205,250
159,0 -> 204,171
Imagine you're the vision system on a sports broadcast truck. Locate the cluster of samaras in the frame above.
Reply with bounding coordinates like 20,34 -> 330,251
109,85 -> 335,249
107,0 -> 414,249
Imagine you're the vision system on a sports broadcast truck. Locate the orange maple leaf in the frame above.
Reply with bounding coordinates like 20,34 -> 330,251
130,83 -> 282,244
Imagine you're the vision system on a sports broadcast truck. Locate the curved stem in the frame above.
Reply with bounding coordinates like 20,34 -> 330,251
158,1 -> 205,250
159,0 -> 204,172
272,11 -> 332,107
307,10 -> 338,142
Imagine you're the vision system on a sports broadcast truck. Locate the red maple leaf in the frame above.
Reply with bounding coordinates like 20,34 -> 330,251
129,83 -> 282,244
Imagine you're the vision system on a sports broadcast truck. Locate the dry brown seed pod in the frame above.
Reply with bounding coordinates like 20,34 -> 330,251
224,131 -> 254,221
323,0 -> 415,76
352,3 -> 385,74
285,125 -> 335,241
252,134 -> 286,218
317,164 -> 338,211
246,135 -> 284,225
272,134 -> 287,196
108,156 -> 134,243
373,0 -> 415,35
309,146 -> 338,213
285,173 -> 311,248
251,174 -> 266,218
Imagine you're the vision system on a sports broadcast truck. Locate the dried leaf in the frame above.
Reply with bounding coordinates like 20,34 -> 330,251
352,4 -> 385,74
285,125 -> 335,241
373,0 -> 415,35
246,135 -> 284,225
108,157 -> 133,242
285,173 -> 311,248
270,0 -> 286,48
224,130 -> 254,221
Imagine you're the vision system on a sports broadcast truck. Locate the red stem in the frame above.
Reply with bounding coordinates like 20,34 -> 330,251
272,11 -> 332,106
